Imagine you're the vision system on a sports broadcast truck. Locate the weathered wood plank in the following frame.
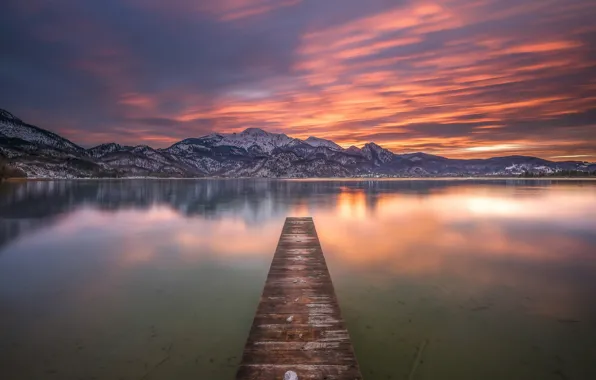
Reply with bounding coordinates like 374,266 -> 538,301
235,217 -> 363,380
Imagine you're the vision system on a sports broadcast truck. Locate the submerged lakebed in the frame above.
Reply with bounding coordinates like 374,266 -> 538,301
0,179 -> 595,379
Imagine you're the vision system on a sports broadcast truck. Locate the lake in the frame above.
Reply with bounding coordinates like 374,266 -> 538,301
1,179 -> 595,380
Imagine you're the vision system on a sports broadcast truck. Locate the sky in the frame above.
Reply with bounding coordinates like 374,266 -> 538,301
1,0 -> 595,159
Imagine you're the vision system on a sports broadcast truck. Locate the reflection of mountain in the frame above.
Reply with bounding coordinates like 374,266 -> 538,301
0,178 -> 574,251
2,108 -> 595,178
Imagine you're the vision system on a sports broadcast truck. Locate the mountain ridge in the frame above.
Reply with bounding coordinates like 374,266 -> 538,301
1,108 -> 594,178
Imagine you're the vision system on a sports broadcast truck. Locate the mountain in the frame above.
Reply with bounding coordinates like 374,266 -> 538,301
88,143 -> 131,158
1,108 -> 594,178
305,136 -> 343,151
362,142 -> 395,165
0,109 -> 85,155
0,109 -> 116,178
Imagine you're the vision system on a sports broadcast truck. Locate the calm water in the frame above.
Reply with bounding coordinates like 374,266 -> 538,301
1,179 -> 595,380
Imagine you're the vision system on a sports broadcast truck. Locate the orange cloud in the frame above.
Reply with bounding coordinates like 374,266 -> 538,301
70,0 -> 594,159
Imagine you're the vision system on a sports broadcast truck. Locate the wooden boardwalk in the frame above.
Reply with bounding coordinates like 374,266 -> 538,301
236,217 -> 363,380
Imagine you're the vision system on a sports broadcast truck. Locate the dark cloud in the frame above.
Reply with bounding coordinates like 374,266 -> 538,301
126,117 -> 184,126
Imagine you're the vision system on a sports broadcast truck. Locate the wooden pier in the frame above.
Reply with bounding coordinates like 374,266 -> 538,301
236,217 -> 363,380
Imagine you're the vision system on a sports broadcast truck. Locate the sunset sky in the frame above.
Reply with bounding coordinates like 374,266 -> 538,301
1,0 -> 595,159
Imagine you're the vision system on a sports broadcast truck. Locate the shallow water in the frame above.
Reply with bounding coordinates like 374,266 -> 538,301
0,179 -> 595,379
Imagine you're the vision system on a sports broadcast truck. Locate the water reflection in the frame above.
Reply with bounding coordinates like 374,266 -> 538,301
2,179 -> 593,249
0,179 -> 595,380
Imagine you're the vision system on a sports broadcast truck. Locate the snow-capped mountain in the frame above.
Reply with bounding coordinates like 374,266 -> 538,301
0,109 -> 114,178
1,108 -> 594,178
361,142 -> 395,165
88,143 -> 130,158
204,128 -> 299,154
0,109 -> 85,155
305,136 -> 343,151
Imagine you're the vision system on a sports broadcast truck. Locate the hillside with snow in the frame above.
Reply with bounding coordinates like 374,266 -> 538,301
1,108 -> 594,178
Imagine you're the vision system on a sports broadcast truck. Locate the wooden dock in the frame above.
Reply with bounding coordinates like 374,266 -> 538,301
236,217 -> 363,380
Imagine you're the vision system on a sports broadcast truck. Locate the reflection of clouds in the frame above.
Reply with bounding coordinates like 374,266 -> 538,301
335,190 -> 369,220
2,179 -> 595,320
48,207 -> 180,238
432,188 -> 596,229
173,219 -> 280,260
353,186 -> 596,226
20,181 -> 593,277
317,186 -> 596,271
313,185 -> 596,318
45,207 -> 280,267
2,179 -> 595,254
